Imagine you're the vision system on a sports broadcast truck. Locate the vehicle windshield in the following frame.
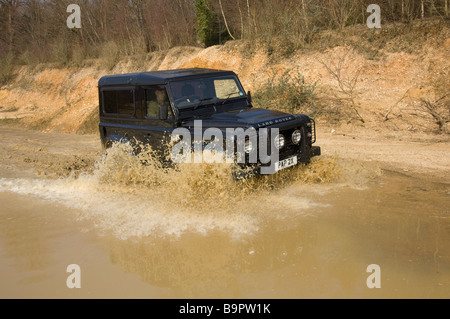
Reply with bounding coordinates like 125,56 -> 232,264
169,75 -> 246,109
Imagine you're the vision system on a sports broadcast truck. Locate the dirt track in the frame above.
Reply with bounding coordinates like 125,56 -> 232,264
0,126 -> 101,179
318,127 -> 450,184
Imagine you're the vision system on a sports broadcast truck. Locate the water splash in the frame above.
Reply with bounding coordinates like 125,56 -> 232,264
0,142 -> 381,239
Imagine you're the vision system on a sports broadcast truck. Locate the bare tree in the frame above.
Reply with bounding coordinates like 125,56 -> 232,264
236,0 -> 244,38
418,95 -> 450,133
0,0 -> 22,56
421,0 -> 425,18
219,0 -> 235,40
130,0 -> 151,52
402,0 -> 405,21
327,0 -> 360,30
1,0 -> 449,71
318,48 -> 366,123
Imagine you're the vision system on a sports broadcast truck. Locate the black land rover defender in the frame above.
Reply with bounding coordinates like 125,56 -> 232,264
98,68 -> 320,177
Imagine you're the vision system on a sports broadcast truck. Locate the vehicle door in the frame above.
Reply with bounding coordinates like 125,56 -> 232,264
140,85 -> 175,161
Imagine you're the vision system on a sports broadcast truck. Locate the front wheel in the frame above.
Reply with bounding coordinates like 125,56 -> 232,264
231,164 -> 259,182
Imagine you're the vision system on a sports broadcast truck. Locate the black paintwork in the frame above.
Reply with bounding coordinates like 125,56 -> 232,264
98,68 -> 321,176
98,68 -> 236,87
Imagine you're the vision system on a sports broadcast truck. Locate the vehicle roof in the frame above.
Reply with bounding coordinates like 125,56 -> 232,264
98,68 -> 237,87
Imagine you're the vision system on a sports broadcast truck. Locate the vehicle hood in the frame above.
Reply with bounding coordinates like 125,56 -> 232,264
182,108 -> 298,129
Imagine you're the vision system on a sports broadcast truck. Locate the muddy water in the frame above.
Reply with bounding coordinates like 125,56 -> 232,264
0,133 -> 449,299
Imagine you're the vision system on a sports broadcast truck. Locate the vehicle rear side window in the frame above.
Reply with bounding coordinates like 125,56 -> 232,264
103,89 -> 135,116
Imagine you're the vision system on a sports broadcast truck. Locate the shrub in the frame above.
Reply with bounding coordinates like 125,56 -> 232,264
253,68 -> 318,115
100,41 -> 121,71
52,38 -> 71,66
0,55 -> 15,85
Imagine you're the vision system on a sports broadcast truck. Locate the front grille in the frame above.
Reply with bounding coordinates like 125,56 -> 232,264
281,130 -> 299,151
277,128 -> 303,160
255,122 -> 316,162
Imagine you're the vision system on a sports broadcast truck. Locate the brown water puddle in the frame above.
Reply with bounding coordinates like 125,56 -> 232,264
0,166 -> 448,299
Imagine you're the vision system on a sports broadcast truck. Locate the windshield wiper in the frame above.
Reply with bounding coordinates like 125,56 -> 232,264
191,92 -> 241,110
221,91 -> 241,105
193,97 -> 214,110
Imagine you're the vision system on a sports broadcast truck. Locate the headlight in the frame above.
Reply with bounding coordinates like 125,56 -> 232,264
274,134 -> 285,150
245,139 -> 253,154
292,130 -> 302,144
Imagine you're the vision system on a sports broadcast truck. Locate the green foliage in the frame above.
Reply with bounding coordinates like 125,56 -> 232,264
253,69 -> 318,115
194,0 -> 219,47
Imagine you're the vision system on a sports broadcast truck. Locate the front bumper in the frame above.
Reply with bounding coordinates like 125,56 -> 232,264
232,144 -> 321,180
311,146 -> 321,157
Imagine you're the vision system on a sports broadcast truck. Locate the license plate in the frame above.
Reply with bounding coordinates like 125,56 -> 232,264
275,156 -> 298,172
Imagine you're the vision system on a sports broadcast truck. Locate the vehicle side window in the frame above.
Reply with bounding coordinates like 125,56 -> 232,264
103,89 -> 134,116
145,86 -> 173,119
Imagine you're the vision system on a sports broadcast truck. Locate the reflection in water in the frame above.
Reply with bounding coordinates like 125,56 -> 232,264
105,222 -> 320,298
100,173 -> 450,298
0,143 -> 448,298
102,171 -> 449,298
0,194 -> 54,272
0,193 -> 70,286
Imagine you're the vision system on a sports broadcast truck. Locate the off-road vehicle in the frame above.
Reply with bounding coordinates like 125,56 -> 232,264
98,68 -> 320,177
